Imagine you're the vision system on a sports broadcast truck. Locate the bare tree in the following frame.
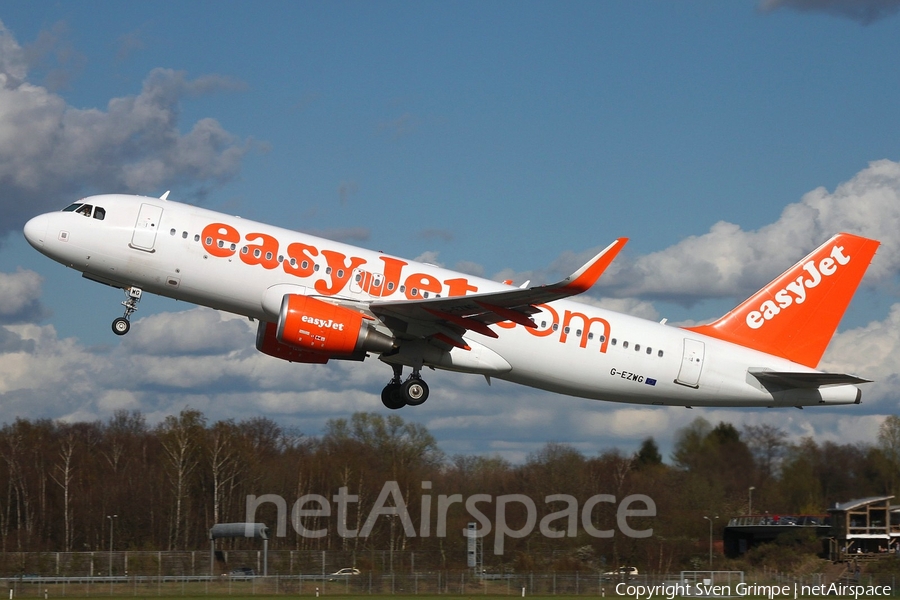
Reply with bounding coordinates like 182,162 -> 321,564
743,423 -> 788,480
49,429 -> 77,551
878,415 -> 900,494
158,409 -> 206,550
207,420 -> 241,525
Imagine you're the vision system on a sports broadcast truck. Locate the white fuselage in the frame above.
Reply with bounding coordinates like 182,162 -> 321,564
23,194 -> 861,408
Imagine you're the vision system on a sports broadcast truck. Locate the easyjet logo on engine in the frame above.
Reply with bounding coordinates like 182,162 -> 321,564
745,244 -> 851,330
302,315 -> 345,331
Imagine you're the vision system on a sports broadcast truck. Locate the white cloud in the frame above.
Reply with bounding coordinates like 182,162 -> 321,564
122,307 -> 252,356
603,159 -> 900,304
0,269 -> 44,322
0,20 -> 250,237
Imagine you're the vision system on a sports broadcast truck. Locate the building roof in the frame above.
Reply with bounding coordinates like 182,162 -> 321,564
828,496 -> 895,512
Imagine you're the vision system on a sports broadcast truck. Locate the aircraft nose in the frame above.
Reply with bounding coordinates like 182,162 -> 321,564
23,214 -> 48,249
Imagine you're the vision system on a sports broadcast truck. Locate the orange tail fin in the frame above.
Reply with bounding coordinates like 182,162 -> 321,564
686,233 -> 880,368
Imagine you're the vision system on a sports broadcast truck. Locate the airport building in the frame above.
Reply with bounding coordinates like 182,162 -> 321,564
723,495 -> 900,560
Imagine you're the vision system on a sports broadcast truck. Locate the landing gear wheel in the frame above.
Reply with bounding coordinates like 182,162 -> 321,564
381,383 -> 406,410
112,287 -> 142,337
403,378 -> 429,406
112,317 -> 130,336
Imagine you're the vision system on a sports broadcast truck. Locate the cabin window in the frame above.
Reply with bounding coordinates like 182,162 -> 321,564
194,234 -> 200,242
552,323 -> 559,331
230,244 -> 236,251
623,341 -> 629,349
635,344 -> 640,352
658,350 -> 664,357
387,282 -> 395,291
337,269 -> 344,278
400,285 -> 406,293
265,252 -> 273,261
290,258 -> 297,266
564,326 -> 570,334
423,292 -> 430,298
541,321 -> 547,328
170,229 -> 176,236
93,207 -> 106,220
325,267 -> 332,275
241,246 -> 249,254
205,237 -> 213,246
647,347 -> 652,355
301,260 -> 308,269
182,231 -> 188,239
576,329 -> 582,337
411,288 -> 418,296
355,273 -> 362,282
599,335 -> 606,343
314,264 -> 320,272
277,255 -> 283,263
611,338 -> 617,345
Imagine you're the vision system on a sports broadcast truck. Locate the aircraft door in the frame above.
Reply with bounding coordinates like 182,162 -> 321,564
675,338 -> 705,388
349,269 -> 385,297
130,203 -> 164,251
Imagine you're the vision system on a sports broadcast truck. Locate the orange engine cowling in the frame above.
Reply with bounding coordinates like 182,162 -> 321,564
256,321 -> 330,364
275,294 -> 394,358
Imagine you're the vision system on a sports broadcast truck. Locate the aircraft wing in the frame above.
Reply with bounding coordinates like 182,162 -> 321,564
748,369 -> 871,389
369,238 -> 627,348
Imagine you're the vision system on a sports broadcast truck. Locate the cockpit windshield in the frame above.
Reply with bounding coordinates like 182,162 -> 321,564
61,202 -> 105,220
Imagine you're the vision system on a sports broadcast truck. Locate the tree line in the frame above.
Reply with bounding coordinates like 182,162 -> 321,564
1,409 -> 898,572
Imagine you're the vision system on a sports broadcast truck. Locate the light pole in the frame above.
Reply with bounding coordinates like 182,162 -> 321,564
703,516 -> 718,568
107,514 -> 118,576
748,486 -> 756,515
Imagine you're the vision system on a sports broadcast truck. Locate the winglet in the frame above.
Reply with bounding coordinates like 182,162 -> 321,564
556,237 -> 628,294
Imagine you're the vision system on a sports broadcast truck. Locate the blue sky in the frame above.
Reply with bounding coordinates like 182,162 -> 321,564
1,0 -> 899,461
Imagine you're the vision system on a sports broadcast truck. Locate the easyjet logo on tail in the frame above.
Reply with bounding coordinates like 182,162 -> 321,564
746,244 -> 851,329
686,233 -> 880,368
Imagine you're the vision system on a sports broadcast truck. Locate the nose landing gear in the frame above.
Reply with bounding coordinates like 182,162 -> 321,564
111,287 -> 142,336
381,365 -> 429,409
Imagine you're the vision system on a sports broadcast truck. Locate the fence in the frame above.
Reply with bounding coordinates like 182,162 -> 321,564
1,552 -> 899,597
2,573 -> 610,597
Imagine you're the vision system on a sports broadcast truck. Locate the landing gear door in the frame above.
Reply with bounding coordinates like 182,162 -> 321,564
675,338 -> 705,388
130,203 -> 163,252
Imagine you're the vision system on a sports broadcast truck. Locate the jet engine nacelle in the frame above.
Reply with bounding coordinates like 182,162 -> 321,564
276,294 -> 395,358
255,321 -> 330,364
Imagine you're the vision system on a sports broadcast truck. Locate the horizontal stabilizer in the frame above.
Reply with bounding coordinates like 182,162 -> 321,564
748,368 -> 871,389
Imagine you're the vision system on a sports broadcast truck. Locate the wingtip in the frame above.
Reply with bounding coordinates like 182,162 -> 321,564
561,237 -> 628,294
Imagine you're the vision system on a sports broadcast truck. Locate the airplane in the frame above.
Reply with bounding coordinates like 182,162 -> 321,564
22,192 -> 880,410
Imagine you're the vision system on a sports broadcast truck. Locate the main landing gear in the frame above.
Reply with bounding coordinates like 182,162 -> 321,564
381,364 -> 429,410
111,287 -> 142,336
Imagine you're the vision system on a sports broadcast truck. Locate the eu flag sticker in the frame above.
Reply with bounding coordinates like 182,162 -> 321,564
645,378 -> 657,386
